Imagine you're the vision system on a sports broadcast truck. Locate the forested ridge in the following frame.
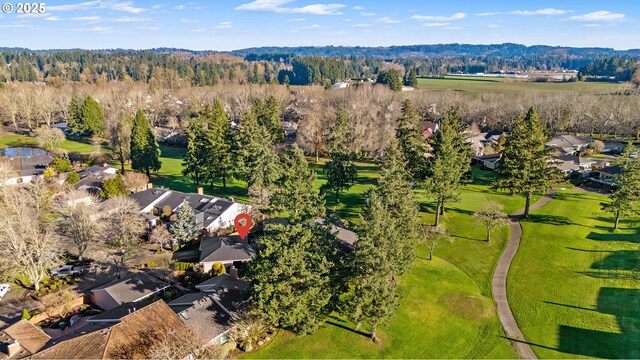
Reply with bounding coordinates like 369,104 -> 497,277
1,43 -> 639,86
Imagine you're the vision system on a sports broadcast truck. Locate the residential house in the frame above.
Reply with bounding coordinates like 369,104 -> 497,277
74,164 -> 118,195
129,188 -> 250,233
0,320 -> 51,359
474,154 -> 502,170
313,218 -> 359,251
0,147 -> 52,186
546,135 -> 593,155
167,293 -> 232,346
198,235 -> 256,273
195,272 -> 251,293
553,155 -> 598,175
422,121 -> 439,138
332,82 -> 349,89
89,272 -> 170,311
594,165 -> 622,185
31,300 -> 191,359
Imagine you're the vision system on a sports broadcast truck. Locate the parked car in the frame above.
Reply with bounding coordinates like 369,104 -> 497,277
0,284 -> 10,300
50,265 -> 86,278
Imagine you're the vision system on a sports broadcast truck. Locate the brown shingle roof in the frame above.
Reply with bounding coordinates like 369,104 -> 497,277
32,301 -> 191,359
0,320 -> 50,358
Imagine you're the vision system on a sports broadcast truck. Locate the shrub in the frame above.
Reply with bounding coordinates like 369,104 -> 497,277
212,262 -> 226,276
99,174 -> 129,200
172,243 -> 180,252
43,167 -> 56,179
16,177 -> 23,184
51,157 -> 72,173
174,262 -> 195,271
50,284 -> 57,291
21,308 -> 31,320
67,172 -> 80,184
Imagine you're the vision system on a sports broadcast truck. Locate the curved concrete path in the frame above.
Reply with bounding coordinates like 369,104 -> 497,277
492,192 -> 555,359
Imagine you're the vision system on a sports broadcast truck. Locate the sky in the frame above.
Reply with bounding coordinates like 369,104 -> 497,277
0,0 -> 639,51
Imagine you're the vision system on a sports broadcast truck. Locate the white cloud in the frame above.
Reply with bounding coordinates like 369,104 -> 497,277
486,23 -> 500,28
444,26 -> 461,30
137,25 -> 159,30
87,26 -> 113,33
45,16 -> 61,21
377,17 -> 400,23
297,23 -> 322,29
150,4 -> 164,9
47,1 -> 144,14
174,4 -> 185,10
180,18 -> 199,23
235,0 -> 345,15
511,8 -> 572,16
476,12 -> 499,16
216,21 -> 232,29
288,17 -> 306,21
352,23 -> 373,27
569,10 -> 626,22
360,12 -> 375,16
411,12 -> 466,22
584,23 -> 601,28
0,24 -> 29,28
112,16 -> 145,22
352,5 -> 363,10
70,16 -> 101,21
421,22 -> 450,27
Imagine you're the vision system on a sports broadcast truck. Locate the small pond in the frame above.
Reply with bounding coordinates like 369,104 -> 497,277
0,146 -> 49,157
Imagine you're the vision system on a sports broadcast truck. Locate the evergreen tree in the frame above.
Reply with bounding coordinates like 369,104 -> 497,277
271,145 -> 326,223
130,109 -> 162,177
396,99 -> 428,180
404,68 -> 418,87
425,107 -> 472,226
67,97 -> 85,135
341,192 -> 400,343
169,201 -> 200,243
602,143 -> 640,230
205,100 -> 233,189
376,69 -> 402,91
99,174 -> 128,200
81,95 -> 104,135
248,223 -> 334,334
322,107 -> 357,203
182,118 -> 209,188
494,107 -> 562,217
376,138 -> 420,272
253,97 -> 284,144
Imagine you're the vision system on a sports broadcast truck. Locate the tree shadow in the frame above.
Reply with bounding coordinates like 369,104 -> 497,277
324,320 -> 371,338
524,214 -> 574,226
586,231 -> 640,243
591,250 -> 640,271
451,234 -> 486,242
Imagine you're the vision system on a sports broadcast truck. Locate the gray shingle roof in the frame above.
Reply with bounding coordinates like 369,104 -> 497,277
199,236 -> 256,263
91,272 -> 169,306
129,188 -> 168,209
167,293 -> 230,343
195,274 -> 251,292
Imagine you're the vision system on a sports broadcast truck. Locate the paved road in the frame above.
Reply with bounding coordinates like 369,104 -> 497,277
492,192 -> 555,360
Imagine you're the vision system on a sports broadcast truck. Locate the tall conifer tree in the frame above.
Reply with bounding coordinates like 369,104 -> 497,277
396,99 -> 428,180
602,142 -> 640,230
130,109 -> 161,177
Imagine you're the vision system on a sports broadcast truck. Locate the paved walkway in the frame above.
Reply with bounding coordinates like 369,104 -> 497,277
492,192 -> 555,360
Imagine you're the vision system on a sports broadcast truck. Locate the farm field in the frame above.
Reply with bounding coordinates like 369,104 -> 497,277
416,76 -> 629,95
509,189 -> 640,359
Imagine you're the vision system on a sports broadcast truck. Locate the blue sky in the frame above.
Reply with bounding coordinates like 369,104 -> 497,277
0,0 -> 638,50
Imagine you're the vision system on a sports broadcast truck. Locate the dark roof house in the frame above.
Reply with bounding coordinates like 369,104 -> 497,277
0,320 -> 51,359
198,235 -> 256,272
90,272 -> 170,311
167,293 -> 231,346
74,164 -> 117,194
195,274 -> 251,293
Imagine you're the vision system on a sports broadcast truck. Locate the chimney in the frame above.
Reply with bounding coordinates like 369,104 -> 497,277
7,340 -> 21,358
146,183 -> 153,190
230,267 -> 239,280
197,187 -> 204,195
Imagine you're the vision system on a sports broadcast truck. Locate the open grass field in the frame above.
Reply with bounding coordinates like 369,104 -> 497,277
416,76 -> 629,96
509,189 -> 640,359
0,132 -> 104,154
244,165 -> 531,359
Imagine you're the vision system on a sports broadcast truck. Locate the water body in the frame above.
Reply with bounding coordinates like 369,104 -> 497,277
0,147 -> 49,157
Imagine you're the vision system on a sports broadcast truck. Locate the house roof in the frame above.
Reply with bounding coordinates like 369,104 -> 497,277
156,192 -> 234,230
199,235 -> 256,264
87,298 -> 156,323
474,153 -> 502,162
313,218 -> 359,247
129,188 -> 168,210
74,164 -> 117,192
167,293 -> 230,343
32,300 -> 190,359
195,274 -> 251,292
91,272 -> 169,307
0,320 -> 51,358
598,165 -> 623,176
546,135 -> 592,151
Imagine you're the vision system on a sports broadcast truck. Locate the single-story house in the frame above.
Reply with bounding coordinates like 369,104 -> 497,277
546,135 -> 593,155
0,147 -> 52,186
0,320 -> 51,359
422,121 -> 439,138
129,188 -> 250,233
195,273 -> 251,293
74,164 -> 117,194
313,218 -> 359,251
89,272 -> 170,311
594,165 -> 622,185
553,155 -> 598,175
333,82 -> 349,89
474,154 -> 502,170
31,300 -> 191,359
167,293 -> 232,346
198,235 -> 256,273
602,141 -> 624,155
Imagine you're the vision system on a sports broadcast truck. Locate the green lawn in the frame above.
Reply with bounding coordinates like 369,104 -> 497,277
416,77 -> 629,96
509,189 -> 640,359
0,133 -> 102,154
245,165 -> 524,359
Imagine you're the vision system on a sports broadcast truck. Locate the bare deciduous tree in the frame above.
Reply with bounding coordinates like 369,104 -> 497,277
123,171 -> 149,192
57,190 -> 103,260
421,224 -> 452,260
472,200 -> 510,242
34,126 -> 65,152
